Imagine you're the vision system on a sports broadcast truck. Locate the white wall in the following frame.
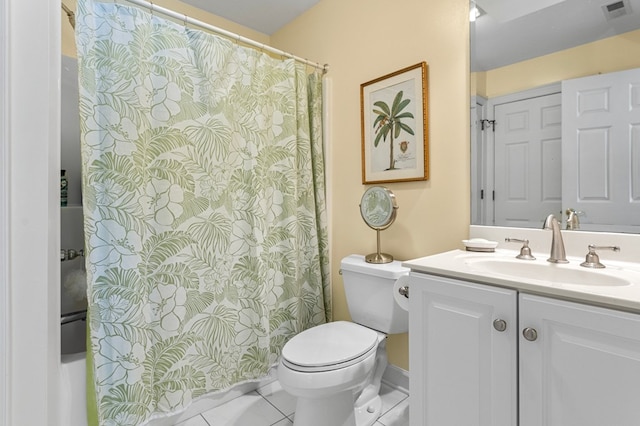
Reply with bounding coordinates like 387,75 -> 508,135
3,0 -> 61,425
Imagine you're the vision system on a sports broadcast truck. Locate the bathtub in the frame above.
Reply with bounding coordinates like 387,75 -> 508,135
59,348 -> 277,426
59,208 -> 277,424
61,352 -> 88,426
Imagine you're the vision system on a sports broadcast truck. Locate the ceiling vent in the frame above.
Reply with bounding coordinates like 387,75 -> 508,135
602,0 -> 631,20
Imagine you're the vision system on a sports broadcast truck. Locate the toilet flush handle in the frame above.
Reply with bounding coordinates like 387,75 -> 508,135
398,285 -> 409,298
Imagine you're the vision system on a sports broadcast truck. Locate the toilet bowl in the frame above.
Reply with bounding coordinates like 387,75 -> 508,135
278,255 -> 409,426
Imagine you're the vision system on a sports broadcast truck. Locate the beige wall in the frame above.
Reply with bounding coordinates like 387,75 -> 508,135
272,0 -> 470,370
473,28 -> 640,99
61,0 -> 471,371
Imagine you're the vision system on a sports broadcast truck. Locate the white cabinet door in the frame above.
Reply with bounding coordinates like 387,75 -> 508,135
519,293 -> 640,426
409,273 -> 517,426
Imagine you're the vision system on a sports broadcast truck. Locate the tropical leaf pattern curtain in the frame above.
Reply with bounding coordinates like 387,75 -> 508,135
75,1 -> 330,424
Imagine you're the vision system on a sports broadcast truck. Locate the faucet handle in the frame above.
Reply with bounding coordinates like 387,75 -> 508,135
580,244 -> 620,269
505,238 -> 536,260
565,208 -> 582,230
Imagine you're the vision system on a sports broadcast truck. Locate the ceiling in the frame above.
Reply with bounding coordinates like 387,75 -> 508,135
473,0 -> 640,71
180,0 -> 640,71
181,0 -> 321,35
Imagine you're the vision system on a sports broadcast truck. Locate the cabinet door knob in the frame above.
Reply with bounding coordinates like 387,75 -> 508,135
522,327 -> 538,341
493,319 -> 507,332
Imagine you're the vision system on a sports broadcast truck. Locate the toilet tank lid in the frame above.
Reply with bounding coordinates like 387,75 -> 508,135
340,254 -> 410,279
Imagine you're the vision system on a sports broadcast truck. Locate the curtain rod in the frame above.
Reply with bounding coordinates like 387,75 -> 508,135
123,0 -> 328,73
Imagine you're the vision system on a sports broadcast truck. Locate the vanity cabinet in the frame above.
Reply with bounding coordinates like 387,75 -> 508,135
519,293 -> 640,426
409,273 -> 517,426
409,272 -> 640,426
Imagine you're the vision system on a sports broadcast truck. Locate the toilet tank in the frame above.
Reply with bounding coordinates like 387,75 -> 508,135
340,254 -> 409,334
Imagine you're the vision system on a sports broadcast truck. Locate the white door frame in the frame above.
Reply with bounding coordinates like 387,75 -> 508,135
0,0 -> 9,424
3,1 -> 61,425
471,95 -> 487,225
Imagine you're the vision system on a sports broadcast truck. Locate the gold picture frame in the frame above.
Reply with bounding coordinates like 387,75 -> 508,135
360,62 -> 429,184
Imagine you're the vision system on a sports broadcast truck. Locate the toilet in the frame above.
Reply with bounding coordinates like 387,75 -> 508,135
277,254 -> 410,426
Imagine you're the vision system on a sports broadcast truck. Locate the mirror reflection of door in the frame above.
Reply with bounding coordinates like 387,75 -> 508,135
493,92 -> 562,228
471,96 -> 487,225
562,67 -> 640,233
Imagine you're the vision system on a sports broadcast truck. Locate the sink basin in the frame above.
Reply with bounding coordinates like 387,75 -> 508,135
463,257 -> 632,287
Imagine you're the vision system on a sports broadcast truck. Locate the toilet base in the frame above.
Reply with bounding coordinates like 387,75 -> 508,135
355,394 -> 382,426
293,390 -> 356,426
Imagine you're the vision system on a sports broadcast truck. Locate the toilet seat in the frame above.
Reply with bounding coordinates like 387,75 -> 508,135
282,321 -> 379,373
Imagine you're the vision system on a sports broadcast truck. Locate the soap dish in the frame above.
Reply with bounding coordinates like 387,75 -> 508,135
462,238 -> 499,252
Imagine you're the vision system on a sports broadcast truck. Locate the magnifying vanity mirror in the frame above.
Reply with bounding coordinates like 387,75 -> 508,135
360,186 -> 398,264
470,0 -> 640,233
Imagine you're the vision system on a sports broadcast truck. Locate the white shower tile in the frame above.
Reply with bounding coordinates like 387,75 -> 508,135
257,380 -> 297,416
200,391 -> 286,426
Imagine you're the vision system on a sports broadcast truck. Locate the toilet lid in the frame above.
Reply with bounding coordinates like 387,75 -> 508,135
282,321 -> 379,371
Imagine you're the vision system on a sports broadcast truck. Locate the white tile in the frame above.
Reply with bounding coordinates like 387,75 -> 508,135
271,418 -> 294,426
257,380 -> 297,416
377,397 -> 409,426
201,391 -> 287,426
174,415 -> 209,426
379,383 -> 408,416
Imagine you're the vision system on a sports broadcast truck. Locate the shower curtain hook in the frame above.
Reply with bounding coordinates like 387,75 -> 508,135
149,1 -> 154,15
183,13 -> 188,29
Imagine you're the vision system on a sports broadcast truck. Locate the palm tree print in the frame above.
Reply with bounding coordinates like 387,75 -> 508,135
372,90 -> 415,170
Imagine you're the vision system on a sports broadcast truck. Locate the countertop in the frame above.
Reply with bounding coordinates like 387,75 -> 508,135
403,249 -> 640,313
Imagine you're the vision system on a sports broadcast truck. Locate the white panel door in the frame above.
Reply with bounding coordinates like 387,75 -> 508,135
494,93 -> 562,227
409,273 -> 517,426
562,67 -> 640,232
520,294 -> 640,426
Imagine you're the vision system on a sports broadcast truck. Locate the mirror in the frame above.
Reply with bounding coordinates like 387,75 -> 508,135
360,186 -> 398,263
470,0 -> 640,232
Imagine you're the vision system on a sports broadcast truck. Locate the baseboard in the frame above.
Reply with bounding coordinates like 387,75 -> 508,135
382,364 -> 409,395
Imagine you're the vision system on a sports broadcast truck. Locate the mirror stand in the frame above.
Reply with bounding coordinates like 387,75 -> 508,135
365,229 -> 393,264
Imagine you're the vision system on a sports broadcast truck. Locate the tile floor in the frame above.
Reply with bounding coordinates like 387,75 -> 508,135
175,380 -> 409,426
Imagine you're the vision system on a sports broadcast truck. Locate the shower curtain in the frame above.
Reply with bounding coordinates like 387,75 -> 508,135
75,1 -> 330,424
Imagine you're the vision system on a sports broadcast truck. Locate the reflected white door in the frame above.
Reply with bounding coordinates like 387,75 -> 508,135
562,67 -> 640,233
494,93 -> 562,227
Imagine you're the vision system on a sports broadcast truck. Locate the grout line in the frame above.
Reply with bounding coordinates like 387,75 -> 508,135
185,377 -> 409,426
258,390 -> 291,424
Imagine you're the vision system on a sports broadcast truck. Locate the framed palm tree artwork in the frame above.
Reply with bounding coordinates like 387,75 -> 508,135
360,62 -> 429,184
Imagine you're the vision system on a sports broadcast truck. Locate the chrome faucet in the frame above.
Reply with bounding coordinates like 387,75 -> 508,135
542,214 -> 568,263
565,208 -> 581,230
